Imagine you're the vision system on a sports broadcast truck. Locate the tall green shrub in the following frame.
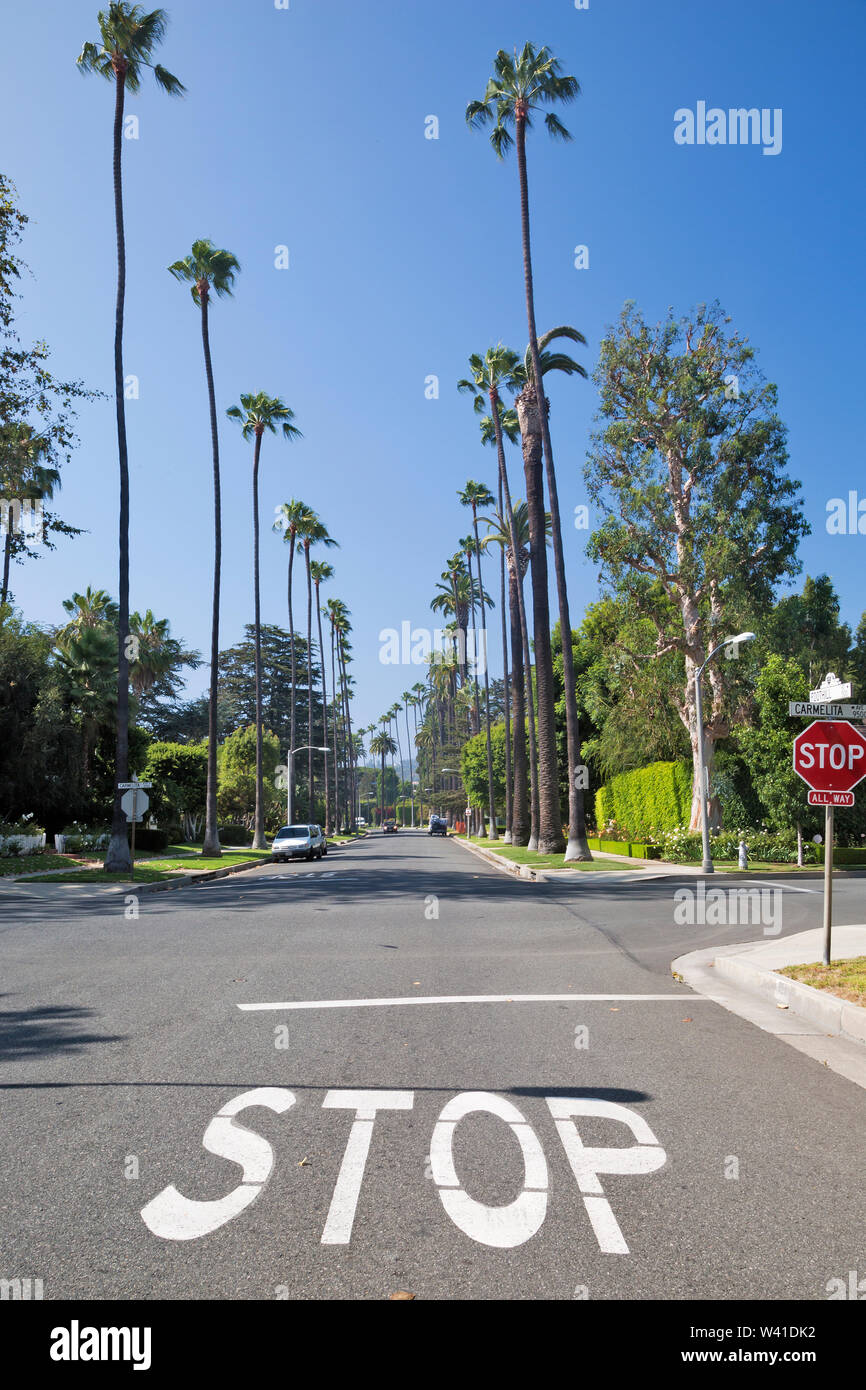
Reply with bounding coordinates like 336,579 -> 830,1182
594,760 -> 692,838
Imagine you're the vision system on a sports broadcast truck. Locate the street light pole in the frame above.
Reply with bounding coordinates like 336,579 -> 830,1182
695,632 -> 756,873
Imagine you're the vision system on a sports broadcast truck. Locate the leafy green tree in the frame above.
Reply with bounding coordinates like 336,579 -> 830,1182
735,656 -> 819,863
218,624 -> 318,757
760,575 -> 852,689
143,740 -> 207,841
0,616 -> 85,834
850,613 -> 866,698
78,3 -> 184,873
217,726 -> 282,833
227,392 -> 302,848
0,177 -> 93,610
168,239 -> 239,856
586,301 -> 808,832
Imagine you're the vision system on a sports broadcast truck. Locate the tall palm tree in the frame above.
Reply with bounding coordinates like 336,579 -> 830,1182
274,499 -> 314,818
127,608 -> 197,697
468,44 -> 589,857
401,690 -> 417,826
482,500 -> 550,847
459,480 -> 498,838
298,512 -> 338,816
370,730 -> 397,827
168,239 -> 239,855
511,324 -> 590,853
227,392 -> 301,848
459,346 -> 539,846
56,587 -> 120,645
78,3 -> 184,871
457,534 -> 482,735
311,560 -> 335,831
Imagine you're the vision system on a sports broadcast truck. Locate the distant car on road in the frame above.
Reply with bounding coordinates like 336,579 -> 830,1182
428,816 -> 448,836
355,817 -> 366,828
383,821 -> 399,834
271,825 -> 323,862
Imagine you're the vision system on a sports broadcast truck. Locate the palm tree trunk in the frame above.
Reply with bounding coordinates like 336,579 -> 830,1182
105,68 -> 133,873
498,475 -> 513,841
198,288 -> 222,856
507,563 -> 529,845
330,619 -> 340,829
287,536 -> 297,817
315,583 -> 330,833
515,112 -> 587,860
404,702 -> 414,827
472,508 -> 498,839
465,550 -> 481,736
489,387 -> 538,847
516,377 -> 562,854
305,544 -> 313,818
539,392 -> 590,859
341,643 -> 356,829
251,432 -> 266,849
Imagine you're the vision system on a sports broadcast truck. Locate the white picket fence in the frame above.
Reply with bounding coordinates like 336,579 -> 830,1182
0,832 -> 47,856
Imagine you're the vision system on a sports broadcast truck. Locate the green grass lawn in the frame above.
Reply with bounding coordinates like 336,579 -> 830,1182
0,854 -> 74,877
779,956 -> 866,1007
22,848 -> 272,885
468,838 -> 642,871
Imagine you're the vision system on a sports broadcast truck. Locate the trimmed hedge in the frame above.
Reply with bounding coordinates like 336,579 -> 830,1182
586,837 -> 662,860
595,760 -> 692,840
815,846 -> 866,866
127,827 -> 170,852
219,824 -> 253,847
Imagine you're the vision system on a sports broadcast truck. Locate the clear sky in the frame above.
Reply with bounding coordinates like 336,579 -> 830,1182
3,0 -> 865,732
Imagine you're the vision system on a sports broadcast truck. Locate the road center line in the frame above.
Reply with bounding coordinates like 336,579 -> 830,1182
237,993 -> 707,1012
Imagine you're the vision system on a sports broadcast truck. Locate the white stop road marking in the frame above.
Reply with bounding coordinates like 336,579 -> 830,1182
141,1087 -> 666,1254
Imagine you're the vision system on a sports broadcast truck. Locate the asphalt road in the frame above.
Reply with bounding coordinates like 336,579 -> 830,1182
1,831 -> 864,1302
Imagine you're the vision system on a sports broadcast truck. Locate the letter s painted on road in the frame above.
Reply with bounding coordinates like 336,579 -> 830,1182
140,1087 -> 296,1241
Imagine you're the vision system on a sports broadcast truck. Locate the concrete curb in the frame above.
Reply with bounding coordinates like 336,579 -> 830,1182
450,833 -> 679,884
713,948 -> 866,1046
674,928 -> 866,1048
450,834 -> 536,879
5,833 -> 371,897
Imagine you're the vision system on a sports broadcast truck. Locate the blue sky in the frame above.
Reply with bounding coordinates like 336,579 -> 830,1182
3,0 -> 865,733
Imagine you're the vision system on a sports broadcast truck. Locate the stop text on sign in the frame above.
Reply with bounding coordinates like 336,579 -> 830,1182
140,1088 -> 666,1255
793,719 -> 866,794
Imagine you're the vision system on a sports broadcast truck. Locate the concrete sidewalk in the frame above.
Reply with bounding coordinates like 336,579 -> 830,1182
453,832 -> 704,883
673,927 -> 866,1090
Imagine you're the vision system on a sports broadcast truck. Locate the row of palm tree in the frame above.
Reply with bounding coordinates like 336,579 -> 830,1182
78,3 -> 357,860
465,43 -> 592,860
378,44 -> 595,854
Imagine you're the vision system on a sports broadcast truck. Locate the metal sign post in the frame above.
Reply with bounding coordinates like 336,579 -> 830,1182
822,805 -> 834,967
119,780 -> 152,882
790,676 -> 865,969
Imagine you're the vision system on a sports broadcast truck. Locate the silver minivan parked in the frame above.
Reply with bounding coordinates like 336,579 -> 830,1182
271,824 -> 323,862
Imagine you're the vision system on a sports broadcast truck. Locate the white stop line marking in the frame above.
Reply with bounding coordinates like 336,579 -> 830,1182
237,993 -> 706,1012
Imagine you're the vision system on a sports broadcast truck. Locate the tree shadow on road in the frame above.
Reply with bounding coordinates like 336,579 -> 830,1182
0,997 -> 126,1063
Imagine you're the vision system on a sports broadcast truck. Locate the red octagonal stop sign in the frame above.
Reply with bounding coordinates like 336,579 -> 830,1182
793,720 -> 866,793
